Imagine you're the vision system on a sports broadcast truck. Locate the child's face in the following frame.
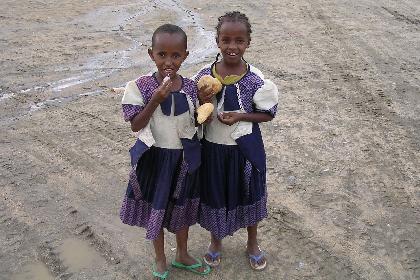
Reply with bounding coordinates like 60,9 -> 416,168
148,32 -> 189,79
216,21 -> 250,65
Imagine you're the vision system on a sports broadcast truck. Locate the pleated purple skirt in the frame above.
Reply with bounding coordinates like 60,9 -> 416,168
199,139 -> 267,240
120,146 -> 199,240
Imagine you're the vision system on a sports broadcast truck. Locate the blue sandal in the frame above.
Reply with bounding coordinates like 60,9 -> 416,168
152,264 -> 169,279
171,258 -> 211,275
248,249 -> 267,271
203,250 -> 221,267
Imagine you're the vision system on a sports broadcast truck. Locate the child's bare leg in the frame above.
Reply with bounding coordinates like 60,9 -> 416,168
246,224 -> 259,254
203,233 -> 222,266
175,227 -> 207,272
247,224 -> 266,266
152,230 -> 167,274
209,233 -> 222,252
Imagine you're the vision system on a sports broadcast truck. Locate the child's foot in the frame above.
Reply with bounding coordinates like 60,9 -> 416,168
246,244 -> 267,271
153,259 -> 169,279
173,253 -> 211,274
203,242 -> 222,267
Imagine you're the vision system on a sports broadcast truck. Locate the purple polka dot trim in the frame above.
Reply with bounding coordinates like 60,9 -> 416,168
133,75 -> 198,110
167,198 -> 200,233
122,75 -> 198,122
268,104 -> 278,117
120,196 -> 200,240
122,104 -> 143,122
135,75 -> 159,104
194,68 -> 212,84
199,195 -> 268,240
238,72 -> 264,113
255,104 -> 278,118
173,160 -> 188,199
129,166 -> 142,199
195,66 -> 273,114
244,160 -> 252,198
181,78 -> 199,107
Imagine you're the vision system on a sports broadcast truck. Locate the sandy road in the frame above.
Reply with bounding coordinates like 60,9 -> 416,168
1,0 -> 419,279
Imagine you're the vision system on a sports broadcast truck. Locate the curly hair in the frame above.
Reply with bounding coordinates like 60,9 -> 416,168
216,11 -> 252,42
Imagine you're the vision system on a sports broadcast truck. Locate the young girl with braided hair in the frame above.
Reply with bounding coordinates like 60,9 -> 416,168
195,11 -> 279,271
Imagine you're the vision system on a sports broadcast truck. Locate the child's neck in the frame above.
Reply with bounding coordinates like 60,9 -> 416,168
216,59 -> 247,79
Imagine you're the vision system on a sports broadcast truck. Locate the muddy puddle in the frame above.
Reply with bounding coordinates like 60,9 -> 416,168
11,262 -> 54,280
57,238 -> 107,273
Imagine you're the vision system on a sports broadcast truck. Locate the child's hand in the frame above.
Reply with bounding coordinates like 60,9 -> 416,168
151,76 -> 172,104
218,112 -> 242,126
198,84 -> 214,104
197,75 -> 222,104
203,114 -> 213,124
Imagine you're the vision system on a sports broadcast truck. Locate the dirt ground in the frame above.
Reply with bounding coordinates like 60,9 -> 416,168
1,0 -> 419,279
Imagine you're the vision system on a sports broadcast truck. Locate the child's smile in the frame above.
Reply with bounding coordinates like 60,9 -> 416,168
148,33 -> 189,82
217,21 -> 250,66
226,51 -> 239,57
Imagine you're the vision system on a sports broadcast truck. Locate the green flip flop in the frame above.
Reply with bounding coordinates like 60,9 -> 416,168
171,258 -> 211,275
152,264 -> 169,279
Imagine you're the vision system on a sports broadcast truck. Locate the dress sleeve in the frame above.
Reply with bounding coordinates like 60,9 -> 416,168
121,80 -> 145,122
252,79 -> 279,117
191,65 -> 212,84
191,84 -> 200,110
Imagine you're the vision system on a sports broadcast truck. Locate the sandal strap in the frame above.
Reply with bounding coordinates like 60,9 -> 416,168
171,258 -> 203,269
152,264 -> 169,279
249,251 -> 265,263
171,258 -> 211,275
152,271 -> 169,279
206,251 -> 221,261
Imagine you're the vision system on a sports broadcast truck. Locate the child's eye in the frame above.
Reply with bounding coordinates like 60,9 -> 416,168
158,52 -> 165,57
173,54 -> 181,59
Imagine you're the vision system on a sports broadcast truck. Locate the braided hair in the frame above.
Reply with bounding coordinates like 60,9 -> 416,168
216,11 -> 252,42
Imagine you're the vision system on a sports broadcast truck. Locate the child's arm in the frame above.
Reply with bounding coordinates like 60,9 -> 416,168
218,112 -> 273,126
219,75 -> 278,125
130,78 -> 172,132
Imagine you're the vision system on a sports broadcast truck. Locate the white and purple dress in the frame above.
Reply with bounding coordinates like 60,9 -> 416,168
194,63 -> 279,240
119,74 -> 201,240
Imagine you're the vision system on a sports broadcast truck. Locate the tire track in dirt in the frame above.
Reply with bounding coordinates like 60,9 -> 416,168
285,1 -> 420,279
0,94 -> 134,278
382,6 -> 420,26
245,0 -> 419,279
0,168 -> 127,279
2,0 -> 419,279
0,121 -> 136,279
263,205 -> 364,280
